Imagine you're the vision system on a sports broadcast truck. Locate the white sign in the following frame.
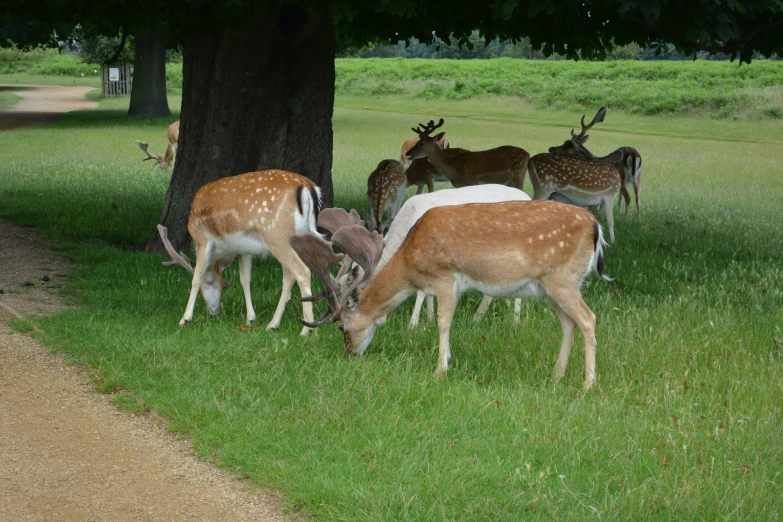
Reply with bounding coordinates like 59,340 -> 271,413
109,68 -> 120,82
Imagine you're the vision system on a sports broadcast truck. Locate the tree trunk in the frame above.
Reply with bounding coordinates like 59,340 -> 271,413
127,24 -> 171,118
146,5 -> 334,252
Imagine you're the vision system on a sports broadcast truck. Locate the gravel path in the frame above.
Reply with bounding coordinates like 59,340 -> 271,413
0,86 -> 294,521
0,84 -> 99,131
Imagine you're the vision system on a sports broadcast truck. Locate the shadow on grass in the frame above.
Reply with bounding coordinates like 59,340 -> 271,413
48,108 -> 181,130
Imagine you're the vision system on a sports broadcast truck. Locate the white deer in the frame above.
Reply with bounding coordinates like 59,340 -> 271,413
157,169 -> 321,335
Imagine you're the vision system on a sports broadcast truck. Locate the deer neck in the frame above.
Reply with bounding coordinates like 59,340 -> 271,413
356,254 -> 415,324
424,146 -> 460,183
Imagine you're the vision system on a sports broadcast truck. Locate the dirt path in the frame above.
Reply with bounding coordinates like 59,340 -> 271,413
0,84 -> 98,131
0,87 -> 294,520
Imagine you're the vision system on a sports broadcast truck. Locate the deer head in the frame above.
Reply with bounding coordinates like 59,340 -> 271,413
289,225 -> 385,356
405,119 -> 446,161
157,225 -> 234,315
547,107 -> 623,163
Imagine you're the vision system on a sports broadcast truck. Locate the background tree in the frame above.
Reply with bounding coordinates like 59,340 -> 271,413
4,1 -> 783,251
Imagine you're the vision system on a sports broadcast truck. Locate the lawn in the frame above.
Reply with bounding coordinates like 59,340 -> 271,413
1,85 -> 782,520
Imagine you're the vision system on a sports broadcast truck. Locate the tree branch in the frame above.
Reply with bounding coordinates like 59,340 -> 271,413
104,25 -> 127,65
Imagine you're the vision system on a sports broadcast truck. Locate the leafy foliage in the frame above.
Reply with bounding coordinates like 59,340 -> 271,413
335,58 -> 783,118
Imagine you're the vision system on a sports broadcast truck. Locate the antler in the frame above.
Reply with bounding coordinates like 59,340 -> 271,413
331,225 -> 385,292
317,207 -> 364,235
411,118 -> 445,137
137,140 -> 163,165
157,225 -> 195,272
289,233 -> 345,327
570,107 -> 607,143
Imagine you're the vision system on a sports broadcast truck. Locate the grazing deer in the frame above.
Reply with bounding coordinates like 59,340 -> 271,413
314,187 -> 531,329
400,134 -> 450,169
529,108 -> 624,242
405,148 -> 470,195
365,159 -> 407,234
291,200 -> 611,390
405,119 -> 529,191
136,121 -> 179,169
615,146 -> 643,218
158,169 -> 322,335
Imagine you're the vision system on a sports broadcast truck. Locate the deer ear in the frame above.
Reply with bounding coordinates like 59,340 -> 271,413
346,285 -> 361,312
433,132 -> 446,142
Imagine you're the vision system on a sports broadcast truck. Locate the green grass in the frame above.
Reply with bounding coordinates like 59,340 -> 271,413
336,58 -> 783,119
0,85 -> 22,108
4,53 -> 783,118
1,92 -> 782,520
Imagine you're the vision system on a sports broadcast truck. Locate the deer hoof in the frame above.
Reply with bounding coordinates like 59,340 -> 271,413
179,318 -> 191,326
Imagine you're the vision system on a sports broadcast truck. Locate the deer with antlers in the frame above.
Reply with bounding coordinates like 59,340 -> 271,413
157,169 -> 322,335
365,159 -> 407,234
528,107 -> 624,242
317,187 -> 531,329
405,119 -> 529,191
136,121 -> 179,169
543,109 -> 643,219
399,134 -> 450,169
405,147 -> 470,195
291,200 -> 611,390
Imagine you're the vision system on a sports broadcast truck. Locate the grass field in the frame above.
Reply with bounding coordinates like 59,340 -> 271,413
0,85 -> 22,109
1,87 -> 782,520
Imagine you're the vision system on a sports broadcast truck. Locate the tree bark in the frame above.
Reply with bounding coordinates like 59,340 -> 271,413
146,5 -> 334,252
127,24 -> 171,118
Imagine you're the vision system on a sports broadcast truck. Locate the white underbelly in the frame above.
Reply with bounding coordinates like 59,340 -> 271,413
453,274 -> 543,299
550,190 -> 606,207
210,232 -> 270,258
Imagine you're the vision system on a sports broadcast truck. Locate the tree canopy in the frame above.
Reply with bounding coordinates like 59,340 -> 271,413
5,1 -> 783,63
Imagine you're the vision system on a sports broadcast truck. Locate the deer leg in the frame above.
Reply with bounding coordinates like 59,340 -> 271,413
473,295 -> 494,322
426,295 -> 435,321
292,266 -> 314,337
415,184 -> 424,195
238,254 -> 257,324
513,298 -> 521,324
547,297 -> 576,381
267,267 -> 296,332
603,195 -> 616,243
544,283 -> 597,390
633,177 -> 641,219
619,185 -> 631,218
181,247 -> 211,325
434,284 -> 457,376
409,291 -> 426,329
426,177 -> 435,194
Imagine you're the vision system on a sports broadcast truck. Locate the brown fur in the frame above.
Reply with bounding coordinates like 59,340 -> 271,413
331,201 -> 605,390
407,133 -> 529,190
366,159 -> 407,233
399,135 -> 449,167
160,121 -> 179,168
405,148 -> 471,194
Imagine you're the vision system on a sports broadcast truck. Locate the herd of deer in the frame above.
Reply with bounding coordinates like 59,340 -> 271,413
138,107 -> 642,390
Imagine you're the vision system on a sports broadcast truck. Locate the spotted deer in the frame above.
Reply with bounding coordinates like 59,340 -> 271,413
529,108 -> 624,242
615,146 -> 643,217
405,119 -> 529,191
365,159 -> 407,234
405,147 -> 470,194
317,185 -> 531,329
400,134 -> 450,169
136,121 -> 180,169
158,169 -> 321,335
291,200 -> 611,390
